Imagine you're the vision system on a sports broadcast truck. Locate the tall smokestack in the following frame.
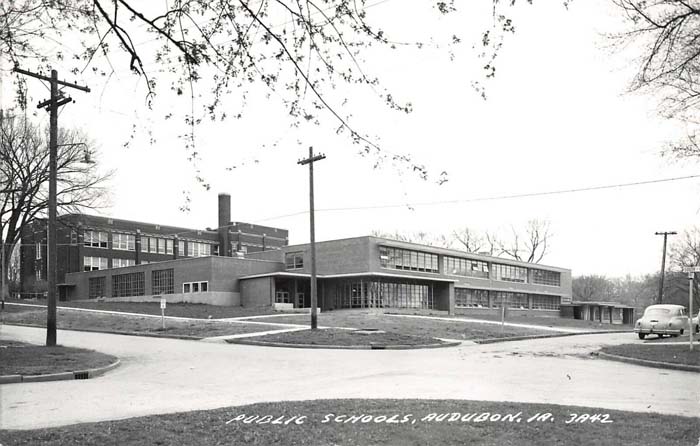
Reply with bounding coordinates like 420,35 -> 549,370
218,193 -> 231,257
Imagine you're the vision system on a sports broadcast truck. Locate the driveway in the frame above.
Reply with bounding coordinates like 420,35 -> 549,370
1,325 -> 697,430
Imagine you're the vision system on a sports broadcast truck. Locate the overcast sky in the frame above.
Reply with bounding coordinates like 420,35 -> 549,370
3,0 -> 698,278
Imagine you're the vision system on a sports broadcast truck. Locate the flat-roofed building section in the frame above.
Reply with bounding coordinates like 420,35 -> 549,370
244,236 -> 572,316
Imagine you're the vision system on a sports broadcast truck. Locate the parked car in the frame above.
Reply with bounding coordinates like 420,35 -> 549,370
634,304 -> 696,339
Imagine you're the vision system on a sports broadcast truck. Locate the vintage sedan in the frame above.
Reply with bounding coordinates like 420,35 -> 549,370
634,304 -> 693,339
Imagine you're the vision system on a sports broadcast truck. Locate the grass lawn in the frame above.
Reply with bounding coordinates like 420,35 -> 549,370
454,312 -> 631,331
0,340 -> 117,376
0,307 -> 292,339
249,311 -> 556,340
1,399 -> 697,446
3,299 -> 275,319
601,344 -> 700,367
237,328 -> 445,347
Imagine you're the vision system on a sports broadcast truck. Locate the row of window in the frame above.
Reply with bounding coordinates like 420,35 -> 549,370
84,256 -> 138,271
379,246 -> 439,273
379,246 -> 561,287
454,288 -> 561,310
83,230 -> 214,257
88,269 -> 208,298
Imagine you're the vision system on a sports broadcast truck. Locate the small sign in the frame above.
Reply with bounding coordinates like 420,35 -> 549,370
683,267 -> 700,274
160,298 -> 167,309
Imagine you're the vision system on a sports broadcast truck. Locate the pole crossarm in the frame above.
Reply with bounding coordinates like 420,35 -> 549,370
13,67 -> 91,93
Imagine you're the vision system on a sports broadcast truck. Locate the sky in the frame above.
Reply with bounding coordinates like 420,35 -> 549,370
2,0 -> 699,277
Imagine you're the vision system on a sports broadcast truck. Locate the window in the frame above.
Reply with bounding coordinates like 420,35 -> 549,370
165,239 -> 173,255
112,258 -> 135,268
378,246 -> 439,273
88,277 -> 106,299
444,256 -> 489,278
183,281 -> 208,293
285,252 -> 304,270
152,269 -> 174,295
189,241 -> 211,257
35,243 -> 42,259
35,268 -> 42,280
83,256 -> 108,271
113,233 -> 135,251
531,268 -> 561,286
531,294 -> 560,310
140,237 -> 148,252
149,237 -> 158,253
491,291 -> 528,309
275,291 -> 291,303
455,288 -> 489,308
178,240 -> 185,256
493,263 -> 528,283
112,272 -> 145,297
84,230 -> 108,248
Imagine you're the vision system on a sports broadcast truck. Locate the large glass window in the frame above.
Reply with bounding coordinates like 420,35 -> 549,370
379,246 -> 439,273
112,272 -> 145,297
188,241 -> 211,257
491,291 -> 528,309
140,237 -> 148,252
165,239 -> 173,255
152,269 -> 174,295
444,256 -> 489,278
88,277 -> 106,299
285,252 -> 304,270
531,294 -> 560,310
83,256 -> 108,271
493,263 -> 528,283
455,288 -> 489,308
531,269 -> 561,286
178,240 -> 185,256
113,233 -> 135,251
84,230 -> 108,248
149,237 -> 158,253
112,258 -> 135,268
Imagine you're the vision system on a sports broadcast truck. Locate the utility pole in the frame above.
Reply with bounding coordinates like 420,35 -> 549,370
13,67 -> 90,346
654,231 -> 677,305
298,147 -> 326,330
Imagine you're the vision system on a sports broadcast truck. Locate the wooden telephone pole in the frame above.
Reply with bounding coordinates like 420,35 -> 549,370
654,231 -> 677,305
298,147 -> 326,330
13,67 -> 90,346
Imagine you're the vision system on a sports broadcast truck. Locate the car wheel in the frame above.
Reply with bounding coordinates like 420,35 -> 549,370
638,333 -> 646,340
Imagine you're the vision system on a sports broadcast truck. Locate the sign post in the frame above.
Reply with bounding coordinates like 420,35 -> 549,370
160,298 -> 167,330
682,267 -> 700,352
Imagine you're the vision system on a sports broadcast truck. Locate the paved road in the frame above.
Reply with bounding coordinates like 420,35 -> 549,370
1,325 -> 698,430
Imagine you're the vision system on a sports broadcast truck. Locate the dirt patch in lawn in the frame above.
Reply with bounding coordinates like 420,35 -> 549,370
1,399 -> 698,446
235,328 -> 446,348
2,299 -> 275,319
0,340 -> 117,376
600,344 -> 700,367
248,311 -> 555,340
1,307 -> 293,339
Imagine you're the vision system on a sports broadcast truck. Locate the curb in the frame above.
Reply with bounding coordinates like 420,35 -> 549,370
226,338 -> 460,350
0,359 -> 121,384
473,330 -> 631,344
597,352 -> 700,373
1,322 -> 204,341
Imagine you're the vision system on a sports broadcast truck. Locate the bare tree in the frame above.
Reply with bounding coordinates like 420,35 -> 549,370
0,0 -> 548,189
452,227 -> 500,255
371,229 -> 452,248
572,275 -> 615,302
498,219 -> 551,263
669,226 -> 700,269
611,1 -> 700,160
0,116 -> 111,290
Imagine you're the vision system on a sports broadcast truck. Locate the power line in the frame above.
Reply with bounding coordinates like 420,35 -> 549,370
253,173 -> 700,221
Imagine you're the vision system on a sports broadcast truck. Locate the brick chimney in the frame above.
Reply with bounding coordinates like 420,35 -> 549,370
218,193 -> 231,257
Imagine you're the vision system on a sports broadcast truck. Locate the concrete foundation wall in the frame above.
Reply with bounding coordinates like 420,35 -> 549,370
88,291 -> 240,306
454,307 -> 561,318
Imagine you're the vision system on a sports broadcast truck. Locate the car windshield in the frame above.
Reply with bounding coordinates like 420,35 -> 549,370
645,308 -> 671,316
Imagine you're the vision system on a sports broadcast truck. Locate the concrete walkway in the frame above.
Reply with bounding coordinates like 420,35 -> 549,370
383,313 -> 589,333
1,325 -> 697,430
